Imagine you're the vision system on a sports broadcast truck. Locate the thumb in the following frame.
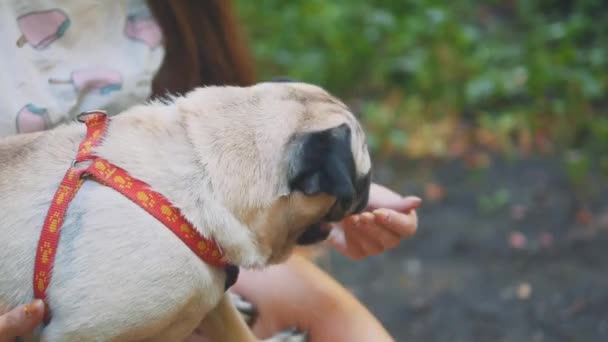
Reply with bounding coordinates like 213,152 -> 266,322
0,299 -> 45,341
367,184 -> 422,212
369,195 -> 421,213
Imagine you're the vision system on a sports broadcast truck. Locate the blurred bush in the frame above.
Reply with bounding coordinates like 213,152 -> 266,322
235,0 -> 608,160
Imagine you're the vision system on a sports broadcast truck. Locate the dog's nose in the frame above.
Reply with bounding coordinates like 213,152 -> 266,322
325,196 -> 352,222
325,172 -> 370,221
297,173 -> 371,246
335,194 -> 354,216
352,174 -> 370,214
339,196 -> 354,212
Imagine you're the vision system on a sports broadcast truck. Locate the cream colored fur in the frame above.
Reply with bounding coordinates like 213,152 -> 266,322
0,82 -> 371,341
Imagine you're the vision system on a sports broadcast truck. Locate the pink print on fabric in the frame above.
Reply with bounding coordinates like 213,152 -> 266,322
16,9 -> 70,50
124,13 -> 162,48
49,68 -> 123,95
16,104 -> 49,133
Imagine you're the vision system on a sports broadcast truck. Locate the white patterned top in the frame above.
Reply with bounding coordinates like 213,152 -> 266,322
0,0 -> 165,137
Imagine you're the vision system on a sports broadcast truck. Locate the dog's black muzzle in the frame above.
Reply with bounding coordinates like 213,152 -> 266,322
296,173 -> 371,246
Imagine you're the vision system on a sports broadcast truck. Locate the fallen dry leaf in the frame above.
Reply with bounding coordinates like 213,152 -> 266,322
534,131 -> 554,154
464,151 -> 492,169
509,231 -> 527,249
476,128 -> 500,151
448,134 -> 470,158
510,204 -> 528,221
517,282 -> 532,300
539,231 -> 554,249
516,129 -> 533,156
424,182 -> 446,202
575,208 -> 593,226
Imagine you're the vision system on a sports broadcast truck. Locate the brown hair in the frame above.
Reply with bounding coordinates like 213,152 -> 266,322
146,0 -> 257,98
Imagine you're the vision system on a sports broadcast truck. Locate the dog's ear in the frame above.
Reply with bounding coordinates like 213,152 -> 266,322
287,123 -> 356,216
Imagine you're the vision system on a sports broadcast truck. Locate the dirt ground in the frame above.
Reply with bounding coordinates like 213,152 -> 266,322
325,155 -> 608,342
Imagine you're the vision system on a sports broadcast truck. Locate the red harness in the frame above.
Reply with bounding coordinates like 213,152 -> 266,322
33,111 -> 237,322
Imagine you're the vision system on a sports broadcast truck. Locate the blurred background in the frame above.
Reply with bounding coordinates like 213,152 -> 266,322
234,1 -> 608,341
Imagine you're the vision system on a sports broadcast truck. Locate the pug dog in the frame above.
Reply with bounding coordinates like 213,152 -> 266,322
0,81 -> 371,341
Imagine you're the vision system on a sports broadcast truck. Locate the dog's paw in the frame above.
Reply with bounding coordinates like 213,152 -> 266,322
228,292 -> 259,327
227,293 -> 308,341
262,328 -> 308,342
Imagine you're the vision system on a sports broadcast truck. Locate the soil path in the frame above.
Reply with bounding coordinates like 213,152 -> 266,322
327,156 -> 608,342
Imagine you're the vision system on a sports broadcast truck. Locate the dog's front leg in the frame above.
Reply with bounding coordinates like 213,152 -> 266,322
198,293 -> 258,342
197,293 -> 307,342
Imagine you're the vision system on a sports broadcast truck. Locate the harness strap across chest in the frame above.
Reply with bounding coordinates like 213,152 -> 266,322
33,111 -> 238,323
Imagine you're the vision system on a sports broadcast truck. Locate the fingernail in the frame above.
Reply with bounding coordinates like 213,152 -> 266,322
351,216 -> 360,227
373,209 -> 390,223
408,196 -> 422,205
25,299 -> 44,317
32,299 -> 44,311
382,212 -> 391,223
362,212 -> 374,221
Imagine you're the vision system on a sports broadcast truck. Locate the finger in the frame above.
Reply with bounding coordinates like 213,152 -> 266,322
397,196 -> 422,213
348,224 -> 385,257
346,214 -> 386,256
328,226 -> 351,256
373,208 -> 418,237
368,184 -> 422,212
365,223 -> 402,250
359,212 -> 375,225
0,299 -> 44,340
368,193 -> 421,213
354,217 -> 400,250
372,196 -> 421,213
334,213 -> 397,259
330,221 -> 376,260
340,214 -> 361,231
358,212 -> 399,248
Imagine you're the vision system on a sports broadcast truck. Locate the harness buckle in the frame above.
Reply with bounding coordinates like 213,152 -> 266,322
76,110 -> 108,123
70,159 -> 92,177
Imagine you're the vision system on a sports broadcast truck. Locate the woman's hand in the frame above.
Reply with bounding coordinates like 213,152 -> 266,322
328,183 -> 420,260
0,299 -> 44,342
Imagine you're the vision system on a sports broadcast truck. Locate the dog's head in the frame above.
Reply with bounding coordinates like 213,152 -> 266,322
177,81 -> 371,266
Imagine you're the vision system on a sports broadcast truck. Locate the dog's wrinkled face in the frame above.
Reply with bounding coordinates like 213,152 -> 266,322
287,122 -> 371,245
177,81 -> 371,265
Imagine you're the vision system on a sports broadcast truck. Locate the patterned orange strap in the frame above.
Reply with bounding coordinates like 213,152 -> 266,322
33,112 -> 108,303
84,158 -> 228,267
33,111 -> 230,324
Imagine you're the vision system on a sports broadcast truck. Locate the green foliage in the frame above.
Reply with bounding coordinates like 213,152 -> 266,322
564,150 -> 591,185
478,188 -> 511,213
235,0 -> 608,157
